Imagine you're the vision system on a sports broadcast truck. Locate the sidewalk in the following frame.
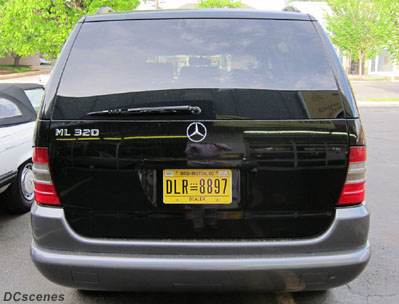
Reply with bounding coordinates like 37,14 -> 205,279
0,67 -> 51,83
0,73 -> 48,84
0,70 -> 43,80
357,101 -> 399,107
348,75 -> 393,81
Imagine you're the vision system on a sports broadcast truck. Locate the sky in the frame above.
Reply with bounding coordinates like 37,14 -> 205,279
136,0 -> 330,29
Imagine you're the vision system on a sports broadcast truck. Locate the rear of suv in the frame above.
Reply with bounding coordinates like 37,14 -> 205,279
31,9 -> 369,292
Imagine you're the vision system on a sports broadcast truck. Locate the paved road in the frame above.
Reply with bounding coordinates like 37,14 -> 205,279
0,106 -> 399,304
351,81 -> 399,100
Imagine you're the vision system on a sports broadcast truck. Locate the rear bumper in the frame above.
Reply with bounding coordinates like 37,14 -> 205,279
30,203 -> 370,292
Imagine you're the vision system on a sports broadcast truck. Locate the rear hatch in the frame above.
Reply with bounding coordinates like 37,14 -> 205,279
48,18 -> 349,239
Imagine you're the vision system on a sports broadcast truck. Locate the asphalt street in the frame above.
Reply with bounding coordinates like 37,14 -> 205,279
0,105 -> 398,304
351,81 -> 399,100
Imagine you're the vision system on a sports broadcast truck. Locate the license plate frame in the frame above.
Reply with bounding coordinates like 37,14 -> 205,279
163,169 -> 232,204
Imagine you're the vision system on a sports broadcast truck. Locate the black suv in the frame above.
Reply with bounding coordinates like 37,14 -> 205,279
31,9 -> 369,292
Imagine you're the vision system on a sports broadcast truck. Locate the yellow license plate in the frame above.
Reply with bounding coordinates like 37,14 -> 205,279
163,169 -> 232,204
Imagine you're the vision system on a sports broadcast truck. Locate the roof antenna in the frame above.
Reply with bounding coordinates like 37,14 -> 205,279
95,7 -> 115,14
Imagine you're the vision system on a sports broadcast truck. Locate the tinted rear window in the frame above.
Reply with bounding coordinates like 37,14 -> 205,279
55,18 -> 343,120
24,88 -> 44,113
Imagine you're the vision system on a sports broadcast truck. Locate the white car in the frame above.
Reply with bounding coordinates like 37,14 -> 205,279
0,83 -> 44,213
39,58 -> 51,65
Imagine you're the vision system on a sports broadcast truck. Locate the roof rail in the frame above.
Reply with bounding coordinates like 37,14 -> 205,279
282,6 -> 301,13
95,7 -> 115,14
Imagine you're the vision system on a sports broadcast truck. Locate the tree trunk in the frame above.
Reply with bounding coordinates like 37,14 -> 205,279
358,50 -> 364,76
347,53 -> 352,75
13,55 -> 21,67
359,57 -> 364,76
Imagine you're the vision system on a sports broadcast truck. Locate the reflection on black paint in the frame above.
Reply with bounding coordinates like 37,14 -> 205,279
54,89 -> 345,120
51,119 -> 349,239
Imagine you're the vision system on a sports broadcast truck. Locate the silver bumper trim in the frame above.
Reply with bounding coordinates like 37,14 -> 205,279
31,203 -> 370,255
31,240 -> 370,291
30,203 -> 370,291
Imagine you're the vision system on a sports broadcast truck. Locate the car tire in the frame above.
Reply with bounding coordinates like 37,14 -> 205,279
5,160 -> 35,214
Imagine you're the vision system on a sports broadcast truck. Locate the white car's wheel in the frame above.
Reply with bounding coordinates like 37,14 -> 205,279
6,160 -> 34,214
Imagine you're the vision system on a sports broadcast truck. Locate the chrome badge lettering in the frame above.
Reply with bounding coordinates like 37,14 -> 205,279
55,129 -> 71,136
55,129 -> 99,137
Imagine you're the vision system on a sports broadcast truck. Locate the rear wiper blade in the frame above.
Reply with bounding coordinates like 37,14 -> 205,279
87,105 -> 201,116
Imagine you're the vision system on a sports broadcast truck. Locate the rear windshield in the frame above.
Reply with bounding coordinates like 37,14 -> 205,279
55,18 -> 343,120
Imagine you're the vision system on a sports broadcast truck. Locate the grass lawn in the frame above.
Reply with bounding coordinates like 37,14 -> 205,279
363,97 -> 399,101
349,76 -> 392,81
0,65 -> 33,74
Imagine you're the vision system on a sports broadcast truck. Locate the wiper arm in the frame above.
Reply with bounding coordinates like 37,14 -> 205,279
87,105 -> 201,116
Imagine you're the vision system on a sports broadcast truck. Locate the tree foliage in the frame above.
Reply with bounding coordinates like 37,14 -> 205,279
325,0 -> 389,75
196,0 -> 242,8
0,1 -> 41,66
381,0 -> 399,63
0,0 -> 140,66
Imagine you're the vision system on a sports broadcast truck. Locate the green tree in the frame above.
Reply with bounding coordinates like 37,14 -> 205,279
0,0 -> 140,66
196,0 -> 242,8
325,0 -> 388,75
0,1 -> 41,66
381,0 -> 399,63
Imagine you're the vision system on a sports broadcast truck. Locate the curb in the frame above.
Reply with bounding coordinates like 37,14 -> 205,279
357,101 -> 399,107
0,70 -> 50,80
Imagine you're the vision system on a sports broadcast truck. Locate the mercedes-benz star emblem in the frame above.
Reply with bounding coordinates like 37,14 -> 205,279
186,122 -> 207,143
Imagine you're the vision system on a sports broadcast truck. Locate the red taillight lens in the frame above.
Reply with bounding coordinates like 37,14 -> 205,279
33,182 -> 61,205
349,146 -> 367,162
337,146 -> 366,206
33,147 -> 61,206
33,147 -> 49,163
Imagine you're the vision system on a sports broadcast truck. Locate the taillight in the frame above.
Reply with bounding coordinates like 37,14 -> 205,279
337,146 -> 366,206
33,147 -> 61,206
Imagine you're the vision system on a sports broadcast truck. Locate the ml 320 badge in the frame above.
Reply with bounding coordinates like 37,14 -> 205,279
55,129 -> 100,137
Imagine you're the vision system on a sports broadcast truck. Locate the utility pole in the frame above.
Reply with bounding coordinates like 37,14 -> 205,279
155,0 -> 160,9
